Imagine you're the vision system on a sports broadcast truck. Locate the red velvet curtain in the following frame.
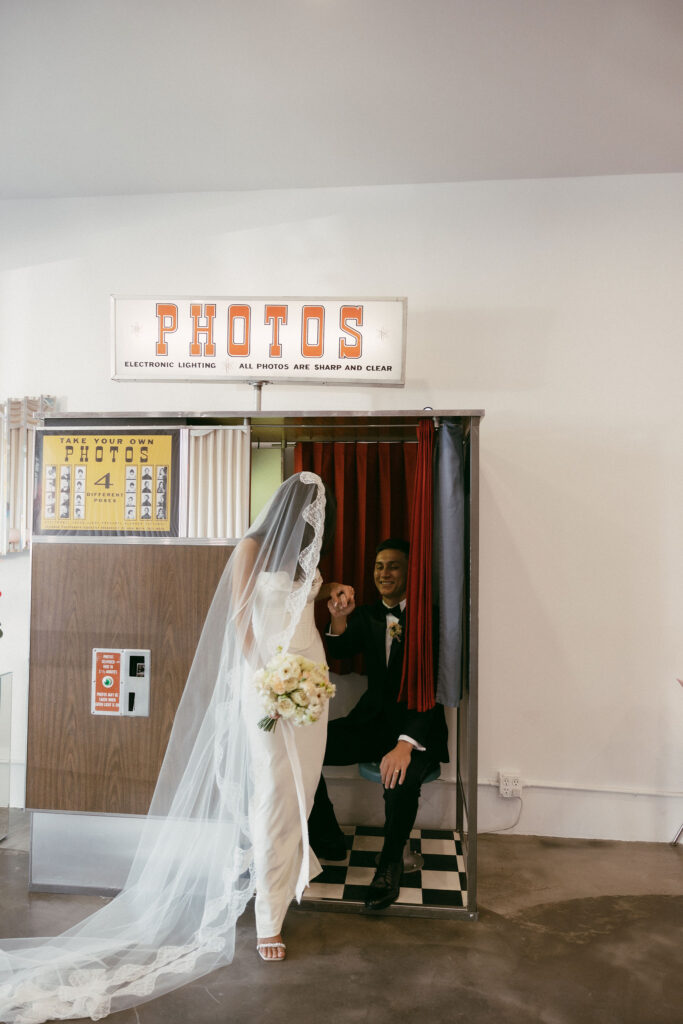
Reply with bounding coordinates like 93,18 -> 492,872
398,419 -> 435,711
294,440 -> 417,672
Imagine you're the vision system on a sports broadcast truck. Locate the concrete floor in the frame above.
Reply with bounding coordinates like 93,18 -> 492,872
1,813 -> 681,1024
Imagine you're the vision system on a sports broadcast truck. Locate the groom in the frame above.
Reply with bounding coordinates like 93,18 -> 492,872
308,538 -> 448,911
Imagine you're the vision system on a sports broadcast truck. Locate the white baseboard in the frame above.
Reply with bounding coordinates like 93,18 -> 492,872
325,768 -> 683,844
477,781 -> 683,844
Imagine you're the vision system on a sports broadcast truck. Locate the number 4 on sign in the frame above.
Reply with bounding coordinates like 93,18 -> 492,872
94,473 -> 113,489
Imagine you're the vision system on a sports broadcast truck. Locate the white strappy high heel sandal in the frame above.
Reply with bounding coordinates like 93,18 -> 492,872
256,940 -> 287,962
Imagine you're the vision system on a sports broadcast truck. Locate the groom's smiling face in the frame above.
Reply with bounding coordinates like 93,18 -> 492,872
374,549 -> 408,605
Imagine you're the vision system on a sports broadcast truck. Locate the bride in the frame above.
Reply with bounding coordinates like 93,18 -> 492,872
0,471 -> 351,1021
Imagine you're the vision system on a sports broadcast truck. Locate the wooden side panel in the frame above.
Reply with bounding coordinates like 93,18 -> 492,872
27,544 -> 232,814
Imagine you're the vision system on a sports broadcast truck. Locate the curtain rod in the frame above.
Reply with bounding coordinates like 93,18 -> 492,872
253,439 -> 419,448
270,422 -> 435,430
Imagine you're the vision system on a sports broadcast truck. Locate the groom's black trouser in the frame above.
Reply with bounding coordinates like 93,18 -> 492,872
308,714 -> 440,864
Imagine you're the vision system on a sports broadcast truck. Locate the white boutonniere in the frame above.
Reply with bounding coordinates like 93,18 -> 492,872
388,621 -> 403,642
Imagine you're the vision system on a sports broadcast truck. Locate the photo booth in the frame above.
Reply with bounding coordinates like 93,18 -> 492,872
26,409 -> 482,919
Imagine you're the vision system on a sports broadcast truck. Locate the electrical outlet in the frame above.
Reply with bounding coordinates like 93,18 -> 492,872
498,771 -> 522,799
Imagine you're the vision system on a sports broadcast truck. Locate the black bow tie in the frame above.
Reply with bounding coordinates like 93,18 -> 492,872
383,604 -> 402,618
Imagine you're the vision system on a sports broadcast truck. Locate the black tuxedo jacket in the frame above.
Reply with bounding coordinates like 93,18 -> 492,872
325,601 -> 449,763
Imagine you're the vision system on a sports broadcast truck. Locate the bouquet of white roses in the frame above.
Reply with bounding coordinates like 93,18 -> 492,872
253,648 -> 335,732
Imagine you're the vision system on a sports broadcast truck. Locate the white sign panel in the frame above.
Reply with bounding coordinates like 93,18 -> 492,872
112,296 -> 406,386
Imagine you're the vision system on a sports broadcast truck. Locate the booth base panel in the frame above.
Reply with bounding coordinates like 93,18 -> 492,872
28,812 -> 476,920
300,825 -> 476,921
29,810 -> 148,894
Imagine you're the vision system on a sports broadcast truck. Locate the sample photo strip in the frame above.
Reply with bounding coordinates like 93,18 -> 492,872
59,466 -> 71,518
73,467 -> 86,518
44,465 -> 57,518
155,464 -> 168,519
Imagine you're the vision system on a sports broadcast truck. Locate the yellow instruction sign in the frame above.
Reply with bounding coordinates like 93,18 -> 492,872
37,432 -> 177,535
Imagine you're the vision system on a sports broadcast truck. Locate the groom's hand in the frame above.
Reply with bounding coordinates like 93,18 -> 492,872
380,741 -> 413,788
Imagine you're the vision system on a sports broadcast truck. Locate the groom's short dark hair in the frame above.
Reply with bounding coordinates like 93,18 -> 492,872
375,538 -> 409,558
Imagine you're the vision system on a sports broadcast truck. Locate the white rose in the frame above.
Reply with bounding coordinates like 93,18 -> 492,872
281,654 -> 300,676
277,696 -> 296,718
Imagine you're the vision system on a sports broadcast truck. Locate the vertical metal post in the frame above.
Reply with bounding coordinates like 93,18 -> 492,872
465,416 -> 481,917
279,433 -> 287,483
249,381 -> 268,411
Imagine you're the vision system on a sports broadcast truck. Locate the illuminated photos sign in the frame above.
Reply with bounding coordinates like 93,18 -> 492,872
112,297 -> 406,386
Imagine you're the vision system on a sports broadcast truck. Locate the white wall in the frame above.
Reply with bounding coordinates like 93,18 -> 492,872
1,175 -> 681,839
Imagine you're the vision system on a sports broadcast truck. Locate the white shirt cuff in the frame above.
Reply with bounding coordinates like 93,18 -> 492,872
398,734 -> 426,752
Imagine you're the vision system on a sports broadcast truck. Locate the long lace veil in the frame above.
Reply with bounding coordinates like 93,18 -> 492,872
0,472 -> 326,1024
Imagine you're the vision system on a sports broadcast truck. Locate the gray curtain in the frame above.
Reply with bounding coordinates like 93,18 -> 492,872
434,419 -> 465,707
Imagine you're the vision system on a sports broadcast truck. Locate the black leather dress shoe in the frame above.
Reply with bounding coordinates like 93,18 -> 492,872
312,836 -> 347,861
364,860 -> 403,910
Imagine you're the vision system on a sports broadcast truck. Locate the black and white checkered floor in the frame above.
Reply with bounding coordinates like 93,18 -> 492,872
302,825 -> 468,912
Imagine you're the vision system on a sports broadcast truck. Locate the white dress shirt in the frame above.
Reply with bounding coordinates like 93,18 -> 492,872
383,599 -> 426,753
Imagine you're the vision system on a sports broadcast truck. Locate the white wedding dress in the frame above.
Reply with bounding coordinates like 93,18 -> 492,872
244,567 -> 328,936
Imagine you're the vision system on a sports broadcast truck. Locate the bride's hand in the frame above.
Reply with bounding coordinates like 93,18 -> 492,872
327,583 -> 355,618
